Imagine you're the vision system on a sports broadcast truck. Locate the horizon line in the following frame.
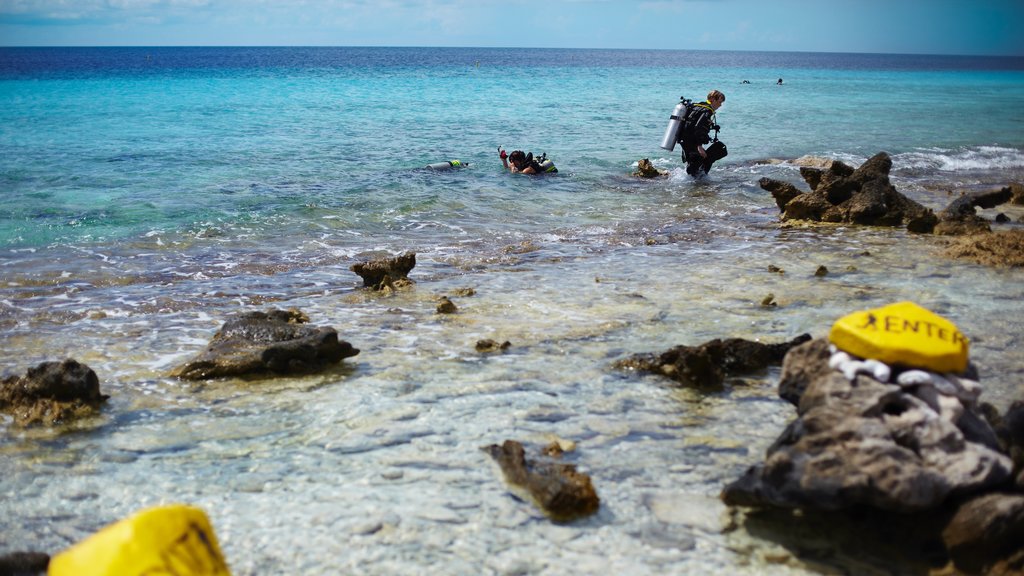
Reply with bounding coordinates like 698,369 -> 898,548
2,45 -> 1022,59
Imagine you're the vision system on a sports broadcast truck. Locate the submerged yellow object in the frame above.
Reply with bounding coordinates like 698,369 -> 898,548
829,301 -> 969,373
48,504 -> 230,576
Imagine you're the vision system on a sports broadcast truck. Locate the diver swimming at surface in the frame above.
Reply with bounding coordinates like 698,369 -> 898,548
499,147 -> 558,174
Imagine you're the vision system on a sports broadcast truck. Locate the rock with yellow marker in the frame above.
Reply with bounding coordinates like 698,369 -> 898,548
48,504 -> 230,576
828,301 -> 969,374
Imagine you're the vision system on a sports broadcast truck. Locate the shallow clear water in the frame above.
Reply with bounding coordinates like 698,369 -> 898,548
2,47 -> 1024,575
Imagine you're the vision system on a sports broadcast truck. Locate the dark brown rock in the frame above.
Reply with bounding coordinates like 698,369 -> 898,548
475,339 -> 511,353
483,439 -> 599,522
0,359 -> 107,426
614,334 -> 812,389
172,309 -> 359,380
351,252 -> 416,290
436,296 -> 457,314
758,177 -> 803,212
942,493 -> 1024,576
759,152 -> 937,233
0,551 -> 50,575
935,185 -> 1017,236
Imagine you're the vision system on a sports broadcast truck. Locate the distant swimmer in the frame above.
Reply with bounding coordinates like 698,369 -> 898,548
777,78 -> 783,85
741,80 -> 751,84
498,146 -> 558,174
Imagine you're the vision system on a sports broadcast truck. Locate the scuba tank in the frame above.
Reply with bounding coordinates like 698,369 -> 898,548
659,97 -> 692,151
534,152 -> 558,174
425,160 -> 467,170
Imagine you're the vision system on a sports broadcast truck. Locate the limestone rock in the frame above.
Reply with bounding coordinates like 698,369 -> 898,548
482,439 -> 599,522
759,152 -> 937,233
614,334 -> 812,389
0,359 -> 107,426
942,493 -> 1024,576
351,252 -> 416,290
172,309 -> 359,380
934,185 -> 1015,236
943,229 -> 1024,267
633,158 -> 668,178
722,338 -> 1013,513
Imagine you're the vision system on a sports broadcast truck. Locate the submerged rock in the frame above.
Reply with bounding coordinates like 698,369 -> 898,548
172,309 -> 359,380
942,229 -> 1024,267
475,339 -> 511,353
0,359 -> 108,426
482,439 -> 599,522
351,252 -> 417,291
614,334 -> 812,389
759,152 -> 938,233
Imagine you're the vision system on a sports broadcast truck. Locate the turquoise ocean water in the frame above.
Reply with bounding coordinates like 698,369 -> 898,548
2,47 -> 1024,574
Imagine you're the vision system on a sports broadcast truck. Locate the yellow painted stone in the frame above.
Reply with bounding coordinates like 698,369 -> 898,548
829,301 -> 969,373
49,504 -> 230,576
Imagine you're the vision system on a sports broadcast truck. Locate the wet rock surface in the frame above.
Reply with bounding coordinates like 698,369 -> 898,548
942,492 -> 1024,576
723,337 -> 1024,574
614,334 -> 812,390
759,152 -> 938,232
0,359 -> 107,426
350,252 -> 417,291
633,158 -> 668,178
172,309 -> 359,380
943,229 -> 1024,267
483,439 -> 599,522
934,185 -> 1015,236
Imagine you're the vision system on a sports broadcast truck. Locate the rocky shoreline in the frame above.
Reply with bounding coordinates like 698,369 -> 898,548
4,154 -> 1023,574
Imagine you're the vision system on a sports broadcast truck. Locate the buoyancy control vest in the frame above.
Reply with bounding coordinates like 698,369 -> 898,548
680,101 -> 717,145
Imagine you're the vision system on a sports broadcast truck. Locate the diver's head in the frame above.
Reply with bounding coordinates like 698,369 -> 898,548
509,150 -> 527,169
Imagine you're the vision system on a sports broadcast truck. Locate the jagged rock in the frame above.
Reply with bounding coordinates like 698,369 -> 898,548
351,252 -> 416,290
614,334 -> 812,389
942,493 -> 1024,576
777,337 -> 833,406
482,439 -> 599,521
633,158 -> 668,178
0,359 -> 107,426
759,152 -> 937,233
722,338 -> 1013,513
758,177 -> 804,212
935,185 -> 1016,236
943,229 -> 1024,267
172,309 -> 359,380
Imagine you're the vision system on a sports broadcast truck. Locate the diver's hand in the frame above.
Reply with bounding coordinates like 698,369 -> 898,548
698,145 -> 707,158
498,147 -> 507,160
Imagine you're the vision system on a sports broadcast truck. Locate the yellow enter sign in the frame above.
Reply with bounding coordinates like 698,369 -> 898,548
829,301 -> 969,374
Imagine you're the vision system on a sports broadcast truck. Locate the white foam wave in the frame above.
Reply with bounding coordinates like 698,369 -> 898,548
894,146 -> 1024,172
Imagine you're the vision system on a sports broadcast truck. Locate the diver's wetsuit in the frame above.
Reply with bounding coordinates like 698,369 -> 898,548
679,101 -> 726,177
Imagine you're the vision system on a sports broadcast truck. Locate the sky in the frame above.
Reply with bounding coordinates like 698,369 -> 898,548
0,0 -> 1022,56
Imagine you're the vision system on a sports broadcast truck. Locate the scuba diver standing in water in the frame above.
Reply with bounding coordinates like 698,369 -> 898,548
663,89 -> 728,178
499,147 -> 558,174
